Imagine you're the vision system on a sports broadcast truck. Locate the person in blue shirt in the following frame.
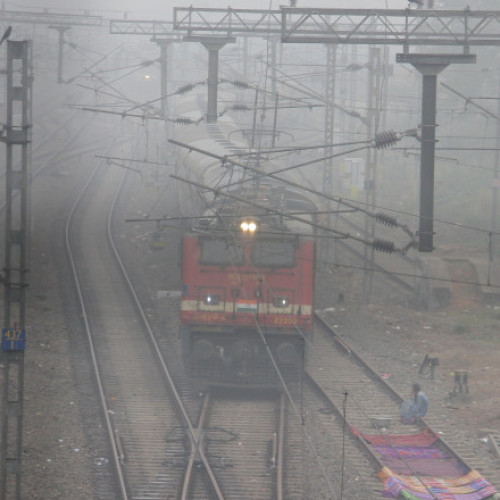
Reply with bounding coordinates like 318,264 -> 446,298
400,383 -> 429,424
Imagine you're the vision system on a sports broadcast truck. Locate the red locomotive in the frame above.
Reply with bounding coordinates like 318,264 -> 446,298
180,182 -> 316,386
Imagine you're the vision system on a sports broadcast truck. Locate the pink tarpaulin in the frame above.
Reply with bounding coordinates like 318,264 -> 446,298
378,467 -> 497,500
373,445 -> 466,477
352,428 -> 497,499
352,427 -> 438,447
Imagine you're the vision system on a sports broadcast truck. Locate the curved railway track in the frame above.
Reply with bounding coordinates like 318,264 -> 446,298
65,160 -> 308,499
301,312 -> 500,499
0,60 -> 488,498
66,160 -> 198,499
65,158 -> 500,499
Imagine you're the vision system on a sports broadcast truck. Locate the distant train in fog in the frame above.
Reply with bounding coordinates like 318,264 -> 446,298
172,88 -> 317,386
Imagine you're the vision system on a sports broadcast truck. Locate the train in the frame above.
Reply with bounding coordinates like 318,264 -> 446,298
172,88 -> 318,387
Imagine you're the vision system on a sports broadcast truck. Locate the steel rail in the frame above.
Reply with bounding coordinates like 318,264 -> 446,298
181,392 -> 225,500
311,312 -> 490,483
65,159 -> 129,499
108,176 -> 228,496
276,393 -> 285,500
304,371 -> 385,472
66,157 -> 227,498
181,393 -> 209,500
109,195 -> 226,500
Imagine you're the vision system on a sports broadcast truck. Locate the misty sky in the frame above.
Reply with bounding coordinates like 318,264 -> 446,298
6,0 -> 491,20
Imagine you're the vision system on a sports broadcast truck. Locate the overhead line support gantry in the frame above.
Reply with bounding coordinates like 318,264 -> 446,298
120,7 -> 500,252
278,7 -> 500,252
0,8 -> 110,84
171,6 -> 500,251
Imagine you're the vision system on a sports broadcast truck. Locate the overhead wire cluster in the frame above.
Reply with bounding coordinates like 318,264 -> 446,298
117,45 -> 498,499
169,130 -> 420,255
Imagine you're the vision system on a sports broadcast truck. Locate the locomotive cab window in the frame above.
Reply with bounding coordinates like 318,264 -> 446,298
251,240 -> 295,267
199,238 -> 245,266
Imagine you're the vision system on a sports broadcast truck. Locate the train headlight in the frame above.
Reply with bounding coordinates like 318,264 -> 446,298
240,220 -> 257,233
204,294 -> 220,306
272,296 -> 289,308
276,342 -> 299,364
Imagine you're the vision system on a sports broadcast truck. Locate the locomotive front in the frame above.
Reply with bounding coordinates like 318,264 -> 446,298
180,184 -> 316,387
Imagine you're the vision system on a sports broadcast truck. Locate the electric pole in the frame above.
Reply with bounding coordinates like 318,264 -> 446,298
1,39 -> 32,500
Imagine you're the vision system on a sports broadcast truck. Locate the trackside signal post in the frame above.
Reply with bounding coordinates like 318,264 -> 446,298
1,40 -> 32,500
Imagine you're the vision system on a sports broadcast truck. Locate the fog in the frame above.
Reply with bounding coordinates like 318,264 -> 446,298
2,0 -> 498,257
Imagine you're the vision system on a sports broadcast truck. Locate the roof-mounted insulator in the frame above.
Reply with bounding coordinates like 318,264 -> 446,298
374,130 -> 400,149
233,80 -> 250,89
231,104 -> 250,112
375,212 -> 398,228
372,239 -> 395,253
175,83 -> 194,95
175,116 -> 196,125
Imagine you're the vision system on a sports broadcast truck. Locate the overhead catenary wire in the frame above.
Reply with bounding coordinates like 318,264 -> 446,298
132,211 -> 500,290
266,62 -> 368,124
169,138 -> 500,239
138,39 -> 496,496
441,82 -> 500,122
220,77 -> 313,106
140,166 -> 496,498
200,201 -> 339,500
75,83 -> 136,105
212,16 -> 338,496
65,43 -> 124,84
169,137 -> 417,245
75,106 -> 164,120
223,139 -> 379,157
169,166 -> 430,499
171,174 -> 411,256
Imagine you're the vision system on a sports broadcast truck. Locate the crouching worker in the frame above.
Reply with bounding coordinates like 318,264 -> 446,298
400,383 -> 429,424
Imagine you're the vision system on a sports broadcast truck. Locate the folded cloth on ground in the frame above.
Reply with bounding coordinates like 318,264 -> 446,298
378,467 -> 497,500
373,445 -> 467,476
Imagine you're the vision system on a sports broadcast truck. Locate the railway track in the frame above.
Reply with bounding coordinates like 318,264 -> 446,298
182,389 -> 286,499
77,160 -> 500,499
301,312 -> 500,499
66,160 -> 192,498
66,159 -> 309,499
2,54 -> 487,497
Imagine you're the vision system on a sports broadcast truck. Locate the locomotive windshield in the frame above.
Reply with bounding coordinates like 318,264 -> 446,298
199,238 -> 245,266
251,241 -> 295,267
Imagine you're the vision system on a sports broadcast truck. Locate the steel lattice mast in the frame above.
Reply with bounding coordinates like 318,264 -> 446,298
1,39 -> 32,500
